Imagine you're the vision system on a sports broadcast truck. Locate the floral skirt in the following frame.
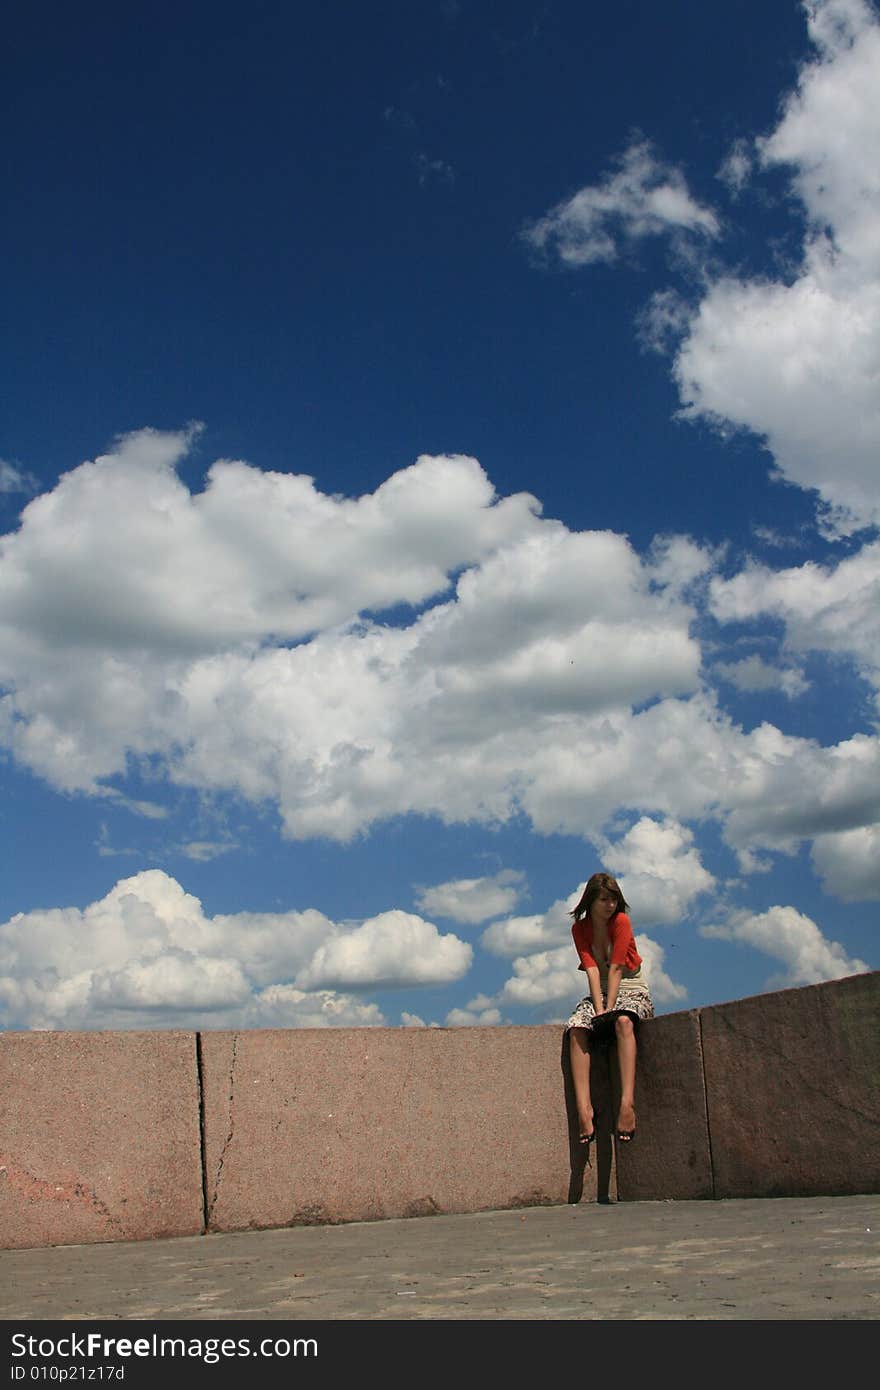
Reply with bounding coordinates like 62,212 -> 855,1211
564,982 -> 654,1037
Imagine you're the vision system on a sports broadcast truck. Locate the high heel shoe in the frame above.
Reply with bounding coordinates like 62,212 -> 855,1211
615,1109 -> 636,1143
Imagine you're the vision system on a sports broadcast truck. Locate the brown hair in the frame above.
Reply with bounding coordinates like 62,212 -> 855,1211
570,872 -> 628,922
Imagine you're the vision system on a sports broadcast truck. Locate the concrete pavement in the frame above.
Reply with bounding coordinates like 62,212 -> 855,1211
1,1193 -> 877,1321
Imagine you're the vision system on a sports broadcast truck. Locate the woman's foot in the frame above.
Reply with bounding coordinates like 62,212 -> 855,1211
616,1102 -> 636,1142
577,1110 -> 595,1146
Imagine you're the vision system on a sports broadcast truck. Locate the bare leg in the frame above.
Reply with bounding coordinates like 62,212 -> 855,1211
614,1014 -> 637,1140
568,1028 -> 594,1142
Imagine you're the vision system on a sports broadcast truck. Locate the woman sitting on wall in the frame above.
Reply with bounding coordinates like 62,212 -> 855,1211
564,871 -> 654,1149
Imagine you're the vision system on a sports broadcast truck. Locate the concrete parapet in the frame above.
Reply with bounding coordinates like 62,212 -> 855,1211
0,972 -> 876,1250
0,1031 -> 203,1250
613,1007 -> 714,1202
701,972 -> 880,1199
199,1024 -> 597,1232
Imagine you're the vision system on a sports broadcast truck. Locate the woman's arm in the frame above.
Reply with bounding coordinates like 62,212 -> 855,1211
605,963 -> 623,1012
586,964 -> 604,1015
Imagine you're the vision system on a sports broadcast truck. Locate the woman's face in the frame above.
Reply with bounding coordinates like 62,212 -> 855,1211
591,888 -> 618,924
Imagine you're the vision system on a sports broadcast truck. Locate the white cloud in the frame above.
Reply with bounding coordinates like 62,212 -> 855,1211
0,427 -> 542,661
700,902 -> 870,987
0,460 -> 37,495
672,0 -> 880,533
247,985 -> 385,1030
178,841 -> 237,862
445,994 -> 503,1026
603,817 -> 716,926
415,869 -> 525,924
0,436 -> 705,834
524,139 -> 719,267
499,944 -> 578,1007
811,823 -> 880,899
481,912 -> 565,959
750,526 -> 807,550
631,935 -> 688,1005
481,887 -> 580,958
637,288 -> 693,355
3,429 -> 880,886
710,542 -> 880,703
296,909 -> 472,990
713,655 -> 809,699
716,138 -> 753,196
647,535 -> 718,596
720,727 -> 880,860
110,796 -> 168,820
0,870 -> 468,1030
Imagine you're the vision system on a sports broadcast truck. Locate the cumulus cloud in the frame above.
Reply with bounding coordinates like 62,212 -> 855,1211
295,909 -> 472,990
524,139 -> 719,267
0,427 -> 541,660
720,727 -> 880,862
499,944 -> 578,1007
445,995 -> 503,1026
2,428 -> 880,890
480,888 -> 579,958
603,817 -> 716,926
0,431 -> 707,838
415,869 -> 525,924
246,985 -> 385,1030
672,0 -> 880,534
713,655 -> 809,699
646,534 -> 718,596
700,902 -> 870,988
629,936 -> 687,1006
710,543 -> 880,704
0,870 -> 469,1030
481,912 -> 565,959
811,823 -> 880,899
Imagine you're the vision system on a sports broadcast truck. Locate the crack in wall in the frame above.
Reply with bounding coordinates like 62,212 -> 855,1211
205,1031 -> 239,1227
196,1032 -> 208,1231
696,1010 -> 717,1201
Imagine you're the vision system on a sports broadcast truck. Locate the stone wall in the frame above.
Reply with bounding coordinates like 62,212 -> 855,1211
0,971 -> 876,1249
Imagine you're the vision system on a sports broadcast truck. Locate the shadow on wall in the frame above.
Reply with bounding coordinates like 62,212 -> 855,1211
560,1031 -> 616,1206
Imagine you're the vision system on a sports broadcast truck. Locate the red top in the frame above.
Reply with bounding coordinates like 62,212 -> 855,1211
572,912 -> 642,973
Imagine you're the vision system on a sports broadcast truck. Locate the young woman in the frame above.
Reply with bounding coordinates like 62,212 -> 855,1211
564,872 -> 654,1148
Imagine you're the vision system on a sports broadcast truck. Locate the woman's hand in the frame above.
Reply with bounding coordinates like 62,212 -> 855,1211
605,964 -> 623,1013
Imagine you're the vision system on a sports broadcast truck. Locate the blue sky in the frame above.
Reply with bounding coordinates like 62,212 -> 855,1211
1,0 -> 877,1032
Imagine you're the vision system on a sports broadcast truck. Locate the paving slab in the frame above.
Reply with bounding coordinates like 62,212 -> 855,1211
0,1194 -> 876,1321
